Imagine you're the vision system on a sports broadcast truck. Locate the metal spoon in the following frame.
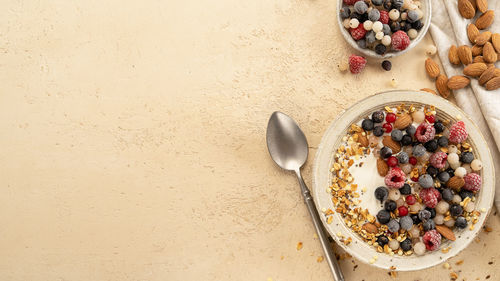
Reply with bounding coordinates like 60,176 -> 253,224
266,111 -> 344,281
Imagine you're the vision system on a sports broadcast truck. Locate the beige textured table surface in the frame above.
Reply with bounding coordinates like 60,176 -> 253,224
1,1 -> 499,280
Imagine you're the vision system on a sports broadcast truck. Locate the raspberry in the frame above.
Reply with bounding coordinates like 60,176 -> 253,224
449,121 -> 468,144
343,0 -> 361,4
348,55 -> 367,74
463,173 -> 481,192
429,151 -> 447,169
398,205 -> 408,216
379,10 -> 389,24
386,113 -> 396,123
384,167 -> 406,189
415,123 -> 436,143
425,114 -> 435,123
423,230 -> 441,251
420,187 -> 441,208
409,156 -> 417,165
406,195 -> 416,205
350,25 -> 367,40
391,30 -> 410,51
387,156 -> 398,167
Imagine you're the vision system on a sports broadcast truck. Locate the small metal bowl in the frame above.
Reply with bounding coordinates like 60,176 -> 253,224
336,1 -> 432,59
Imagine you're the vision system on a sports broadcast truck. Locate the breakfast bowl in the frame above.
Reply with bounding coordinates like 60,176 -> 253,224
312,90 -> 494,271
337,0 -> 432,59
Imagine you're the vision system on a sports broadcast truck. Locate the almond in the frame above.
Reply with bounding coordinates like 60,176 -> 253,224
448,45 -> 461,65
468,0 -> 477,9
483,42 -> 498,63
492,33 -> 500,53
436,74 -> 451,98
362,222 -> 377,234
420,88 -> 437,95
425,58 -> 440,78
471,44 -> 483,56
357,132 -> 369,147
486,77 -> 500,90
377,158 -> 389,177
435,225 -> 457,241
447,75 -> 470,89
447,176 -> 465,191
463,62 -> 487,77
467,24 -> 480,44
479,66 -> 497,85
476,0 -> 488,13
474,31 -> 492,46
474,55 -> 485,63
475,10 -> 494,29
394,113 -> 412,129
458,45 -> 473,65
458,0 -> 476,19
382,136 -> 401,153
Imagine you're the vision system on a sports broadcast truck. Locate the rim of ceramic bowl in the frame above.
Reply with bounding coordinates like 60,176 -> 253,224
312,90 -> 494,271
336,1 -> 432,59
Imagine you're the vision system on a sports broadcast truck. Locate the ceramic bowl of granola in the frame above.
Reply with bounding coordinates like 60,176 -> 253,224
337,0 -> 431,58
312,90 -> 494,271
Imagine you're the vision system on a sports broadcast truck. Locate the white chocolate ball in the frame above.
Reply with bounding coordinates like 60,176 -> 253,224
382,35 -> 392,46
426,45 -> 437,56
452,195 -> 462,204
349,18 -> 360,29
444,218 -> 455,228
448,145 -> 458,154
412,110 -> 425,123
401,12 -> 408,20
464,201 -> 475,213
375,31 -> 385,40
343,19 -> 351,29
435,201 -> 449,214
448,153 -> 459,165
409,225 -> 420,238
455,167 -> 467,178
434,214 -> 444,225
471,159 -> 483,171
389,239 -> 399,250
414,242 -> 426,255
408,28 -> 418,39
372,21 -> 383,33
363,20 -> 373,31
389,188 -> 401,201
389,9 -> 400,21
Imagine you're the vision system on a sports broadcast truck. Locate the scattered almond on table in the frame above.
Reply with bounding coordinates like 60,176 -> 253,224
423,1 -> 500,96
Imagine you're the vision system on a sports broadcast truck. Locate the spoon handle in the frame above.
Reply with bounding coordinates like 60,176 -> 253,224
296,170 -> 345,281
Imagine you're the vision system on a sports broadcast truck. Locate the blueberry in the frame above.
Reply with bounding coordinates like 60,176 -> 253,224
366,31 -> 377,44
407,10 -> 419,22
340,7 -> 351,19
372,111 -> 385,123
412,20 -> 423,30
357,39 -> 367,49
461,151 -> 474,164
423,219 -> 435,231
442,188 -> 454,201
413,144 -> 426,157
391,129 -> 403,142
450,204 -> 463,216
406,125 -> 416,136
438,171 -> 450,183
372,0 -> 383,5
351,12 -> 368,22
385,200 -> 397,212
397,151 -> 409,164
411,213 -> 421,224
455,216 -> 468,229
400,216 -> 413,230
459,190 -> 474,200
426,166 -> 438,178
382,60 -> 392,71
375,186 -> 389,203
382,24 -> 391,35
354,1 -> 368,14
434,121 -> 445,133
437,136 -> 449,147
400,183 -> 411,195
377,210 -> 391,224
418,209 -> 431,221
375,44 -> 387,55
362,119 -> 374,131
390,21 -> 400,32
400,238 -> 412,251
401,134 -> 412,146
387,219 -> 400,233
368,9 -> 380,21
446,167 -> 455,178
380,146 -> 393,158
377,235 -> 389,246
383,0 -> 392,10
426,207 -> 436,219
373,126 -> 384,136
418,174 -> 434,188
424,140 -> 438,152
392,0 -> 404,10
400,21 -> 410,32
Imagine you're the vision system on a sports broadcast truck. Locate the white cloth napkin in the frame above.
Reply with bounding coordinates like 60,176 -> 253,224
429,0 -> 500,210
